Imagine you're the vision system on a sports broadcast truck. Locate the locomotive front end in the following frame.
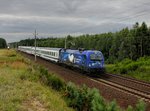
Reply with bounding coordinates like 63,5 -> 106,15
84,50 -> 105,73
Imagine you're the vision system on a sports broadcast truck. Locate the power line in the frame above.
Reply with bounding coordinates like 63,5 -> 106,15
101,1 -> 150,22
117,10 -> 149,22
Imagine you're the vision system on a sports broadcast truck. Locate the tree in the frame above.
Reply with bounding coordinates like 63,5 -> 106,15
9,22 -> 150,63
0,38 -> 7,48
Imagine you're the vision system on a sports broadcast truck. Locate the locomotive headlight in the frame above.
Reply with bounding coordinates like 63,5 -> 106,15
98,62 -> 101,65
92,63 -> 95,66
89,64 -> 91,67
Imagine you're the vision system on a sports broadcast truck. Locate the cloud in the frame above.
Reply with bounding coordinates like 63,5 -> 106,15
0,0 -> 150,43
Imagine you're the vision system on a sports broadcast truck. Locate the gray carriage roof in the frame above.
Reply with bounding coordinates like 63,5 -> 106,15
37,47 -> 62,51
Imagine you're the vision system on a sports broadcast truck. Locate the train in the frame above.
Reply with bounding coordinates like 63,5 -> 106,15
18,46 -> 105,73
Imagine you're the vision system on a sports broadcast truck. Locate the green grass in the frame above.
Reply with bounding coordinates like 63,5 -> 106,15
106,57 -> 150,82
0,49 -> 147,111
0,49 -> 73,111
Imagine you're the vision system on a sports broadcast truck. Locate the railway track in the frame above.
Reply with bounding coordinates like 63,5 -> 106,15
65,67 -> 150,102
68,65 -> 150,103
90,77 -> 150,103
20,51 -> 150,110
98,73 -> 150,95
104,73 -> 150,87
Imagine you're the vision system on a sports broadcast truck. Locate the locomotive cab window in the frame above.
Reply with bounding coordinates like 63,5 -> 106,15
90,54 -> 102,61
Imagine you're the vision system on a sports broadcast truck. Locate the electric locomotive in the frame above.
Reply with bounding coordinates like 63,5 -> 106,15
59,49 -> 104,73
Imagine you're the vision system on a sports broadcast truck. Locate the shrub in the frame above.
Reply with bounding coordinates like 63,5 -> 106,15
126,105 -> 134,111
47,74 -> 65,91
39,66 -> 48,77
65,83 -> 120,111
111,58 -> 146,74
119,67 -> 127,74
65,82 -> 80,109
89,88 -> 106,111
28,62 -> 147,111
121,58 -> 133,65
126,100 -> 146,111
135,100 -> 146,111
106,100 -> 118,111
36,66 -> 65,91
65,83 -> 89,110
126,63 -> 140,71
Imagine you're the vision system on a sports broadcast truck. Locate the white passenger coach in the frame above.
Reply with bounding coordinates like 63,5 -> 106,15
18,46 -> 61,62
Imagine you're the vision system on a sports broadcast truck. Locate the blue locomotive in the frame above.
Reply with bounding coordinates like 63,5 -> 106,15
18,46 -> 105,73
59,49 -> 104,73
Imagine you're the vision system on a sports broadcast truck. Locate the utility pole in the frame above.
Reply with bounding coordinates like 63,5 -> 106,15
34,29 -> 38,62
65,37 -> 67,49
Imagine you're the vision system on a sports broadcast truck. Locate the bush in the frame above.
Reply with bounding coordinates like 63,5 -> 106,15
126,105 -> 134,111
106,100 -> 118,111
111,57 -> 148,74
106,56 -> 117,64
47,74 -> 65,91
126,100 -> 146,111
89,88 -> 106,111
119,67 -> 127,74
135,100 -> 146,111
65,83 -> 120,111
30,64 -> 147,111
65,82 -> 80,109
38,66 -> 65,91
39,66 -> 48,77
121,58 -> 133,65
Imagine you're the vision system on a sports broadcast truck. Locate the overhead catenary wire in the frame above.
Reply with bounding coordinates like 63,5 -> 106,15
101,1 -> 150,23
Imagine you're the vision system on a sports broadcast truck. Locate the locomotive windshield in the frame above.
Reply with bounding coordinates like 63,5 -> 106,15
90,52 -> 102,61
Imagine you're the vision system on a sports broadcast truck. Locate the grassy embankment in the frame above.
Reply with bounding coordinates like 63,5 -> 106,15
106,57 -> 150,82
0,49 -> 146,111
0,49 -> 73,111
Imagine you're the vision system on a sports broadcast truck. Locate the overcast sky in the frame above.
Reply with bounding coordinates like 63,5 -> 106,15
0,0 -> 150,43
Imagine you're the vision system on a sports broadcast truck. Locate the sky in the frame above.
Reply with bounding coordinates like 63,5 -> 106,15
0,0 -> 150,43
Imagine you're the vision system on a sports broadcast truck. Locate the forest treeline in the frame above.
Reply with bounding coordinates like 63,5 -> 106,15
10,22 -> 150,63
0,38 -> 7,49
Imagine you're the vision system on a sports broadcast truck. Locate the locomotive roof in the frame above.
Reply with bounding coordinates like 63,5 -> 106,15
62,49 -> 102,55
